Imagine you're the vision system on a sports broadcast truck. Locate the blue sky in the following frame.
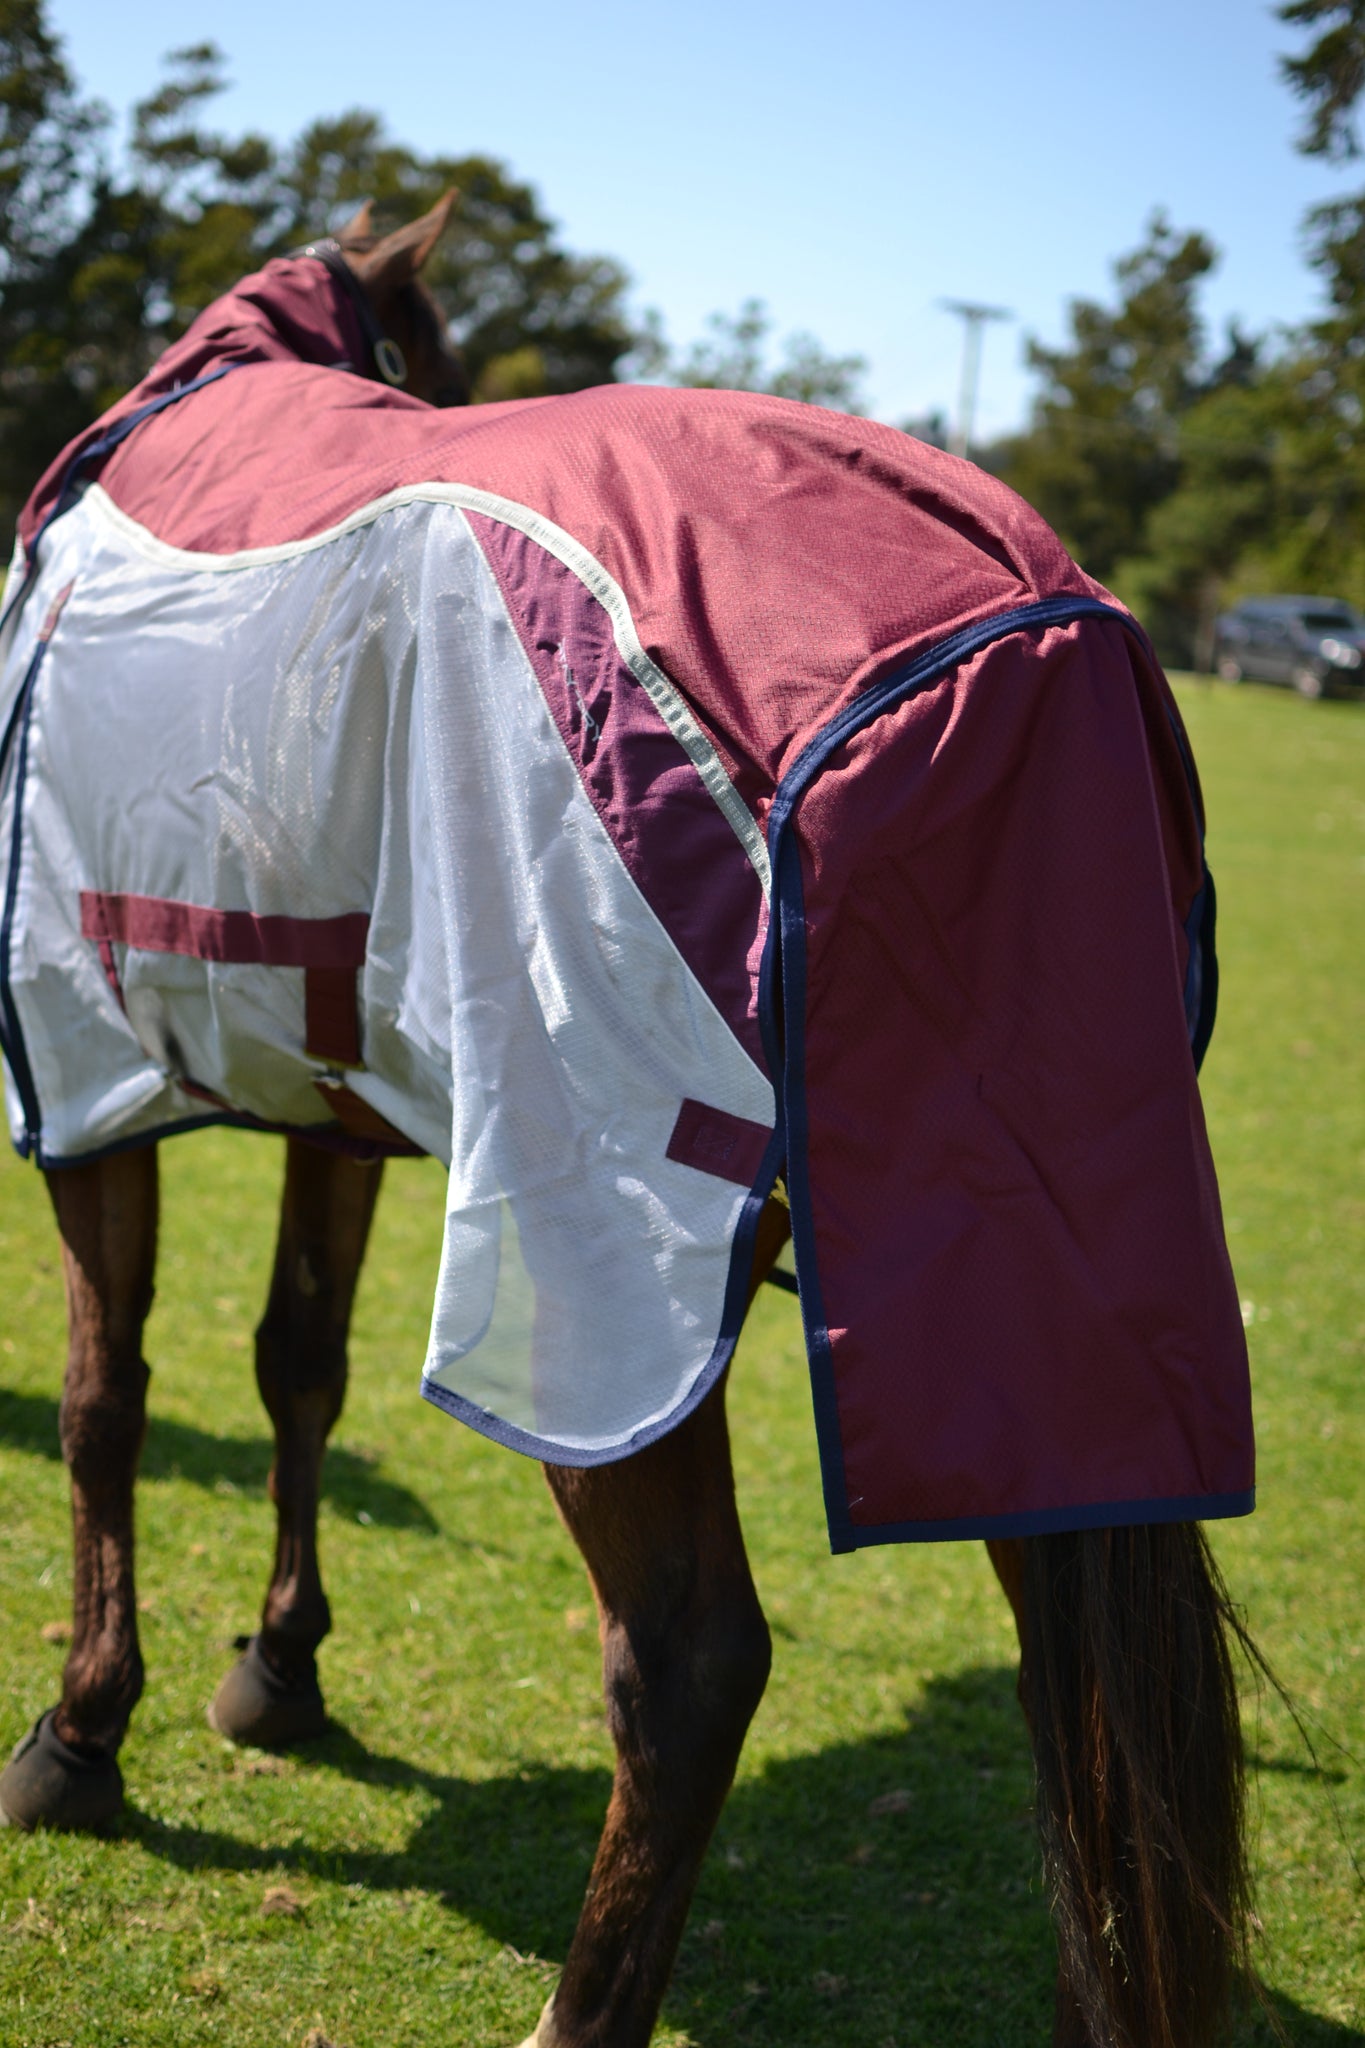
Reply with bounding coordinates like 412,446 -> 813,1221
50,0 -> 1351,435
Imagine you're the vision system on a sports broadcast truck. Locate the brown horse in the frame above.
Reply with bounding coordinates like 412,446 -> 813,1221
0,207 -> 1255,2048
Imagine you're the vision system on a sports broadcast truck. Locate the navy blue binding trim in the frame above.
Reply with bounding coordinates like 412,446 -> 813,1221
0,638 -> 50,1148
39,369 -> 235,536
421,1124 -> 787,1466
774,824 -> 852,1538
21,1103 -> 419,1173
833,1487 -> 1255,1551
1187,865 -> 1219,1071
767,595 -> 1127,845
0,367 -> 237,1156
1157,687 -> 1219,1070
0,645 -> 36,787
759,594 -> 1228,1551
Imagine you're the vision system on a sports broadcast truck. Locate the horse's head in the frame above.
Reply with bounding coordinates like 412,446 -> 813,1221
336,194 -> 470,407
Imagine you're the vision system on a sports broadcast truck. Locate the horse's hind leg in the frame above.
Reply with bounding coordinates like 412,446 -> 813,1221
208,1137 -> 383,1747
528,1375 -> 771,2048
0,1146 -> 158,1831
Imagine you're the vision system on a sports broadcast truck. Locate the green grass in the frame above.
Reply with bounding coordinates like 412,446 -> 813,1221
0,676 -> 1362,2047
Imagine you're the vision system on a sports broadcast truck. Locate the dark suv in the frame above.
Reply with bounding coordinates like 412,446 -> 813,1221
1213,595 -> 1365,697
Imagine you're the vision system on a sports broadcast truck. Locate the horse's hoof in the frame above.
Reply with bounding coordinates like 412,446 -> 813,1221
207,1635 -> 329,1748
0,1710 -> 124,1832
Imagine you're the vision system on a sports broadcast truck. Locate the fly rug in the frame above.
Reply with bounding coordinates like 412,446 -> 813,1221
0,224 -> 1258,2048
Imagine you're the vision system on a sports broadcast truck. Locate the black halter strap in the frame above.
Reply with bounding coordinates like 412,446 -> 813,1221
298,238 -> 408,389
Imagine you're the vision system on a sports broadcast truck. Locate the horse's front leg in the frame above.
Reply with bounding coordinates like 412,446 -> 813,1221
208,1136 -> 383,1747
0,1145 -> 158,1831
527,1374 -> 771,2048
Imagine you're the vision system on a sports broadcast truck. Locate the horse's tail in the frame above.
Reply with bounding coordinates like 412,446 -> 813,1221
1019,1522 -> 1253,2048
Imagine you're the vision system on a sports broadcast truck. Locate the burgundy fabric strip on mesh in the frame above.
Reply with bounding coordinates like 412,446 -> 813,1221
467,512 -> 768,1069
79,891 -> 368,1068
666,1099 -> 772,1188
79,892 -> 369,966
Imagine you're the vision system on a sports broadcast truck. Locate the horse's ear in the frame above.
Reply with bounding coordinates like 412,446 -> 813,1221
355,191 -> 457,289
336,199 -> 376,249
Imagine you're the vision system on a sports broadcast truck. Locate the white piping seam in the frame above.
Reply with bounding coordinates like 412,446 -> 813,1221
82,481 -> 772,899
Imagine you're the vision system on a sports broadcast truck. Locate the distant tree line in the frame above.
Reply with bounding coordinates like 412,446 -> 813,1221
0,0 -> 865,547
984,1 -> 1365,668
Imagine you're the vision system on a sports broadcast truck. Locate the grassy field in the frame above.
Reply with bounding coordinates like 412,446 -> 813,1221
0,676 -> 1361,2047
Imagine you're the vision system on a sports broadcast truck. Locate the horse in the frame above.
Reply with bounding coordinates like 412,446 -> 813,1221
0,201 -> 1259,2048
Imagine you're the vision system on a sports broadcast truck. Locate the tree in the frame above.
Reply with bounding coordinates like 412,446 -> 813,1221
1116,1 -> 1365,657
1243,193 -> 1365,598
0,0 -> 111,529
0,0 -> 101,275
899,406 -> 948,449
0,12 -> 640,542
984,221 -> 1327,668
1109,350 -> 1284,668
991,215 -> 1216,584
1278,0 -> 1365,160
977,11 -> 1365,667
1255,3 -> 1365,603
648,298 -> 867,412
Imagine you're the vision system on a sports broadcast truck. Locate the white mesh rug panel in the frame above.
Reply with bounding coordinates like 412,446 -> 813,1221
0,491 -> 773,1455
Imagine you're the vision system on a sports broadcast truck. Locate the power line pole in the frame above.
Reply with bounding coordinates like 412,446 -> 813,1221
940,300 -> 1012,460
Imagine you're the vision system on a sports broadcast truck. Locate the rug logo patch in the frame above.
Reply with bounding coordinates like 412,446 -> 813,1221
666,1098 -> 771,1188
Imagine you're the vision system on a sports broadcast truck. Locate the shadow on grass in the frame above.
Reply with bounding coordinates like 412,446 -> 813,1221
1249,1750 -> 1350,1785
0,1384 -> 437,1532
128,1724 -> 609,1973
120,1659 -> 1365,2046
1246,2004 -> 1365,2048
